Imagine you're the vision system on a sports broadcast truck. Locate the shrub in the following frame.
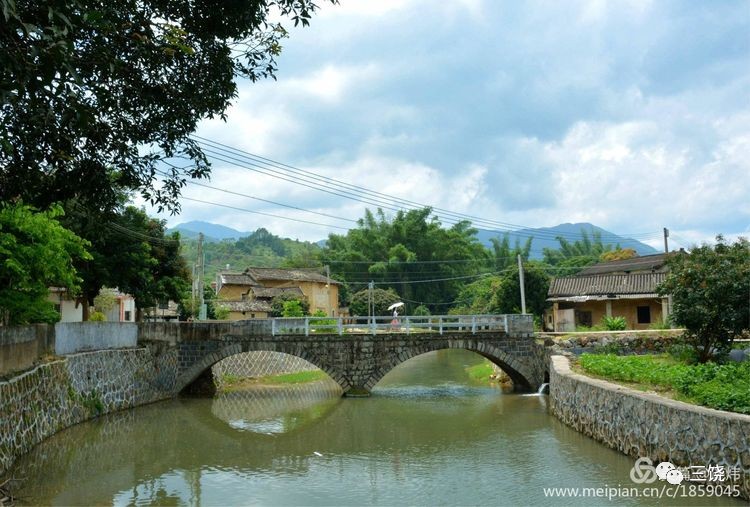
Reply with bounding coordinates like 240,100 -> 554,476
413,305 -> 431,316
601,315 -> 627,331
89,311 -> 106,321
270,293 -> 309,317
282,300 -> 304,317
310,309 -> 336,332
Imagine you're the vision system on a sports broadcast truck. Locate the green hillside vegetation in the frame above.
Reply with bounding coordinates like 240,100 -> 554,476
178,209 -> 646,321
180,227 -> 322,281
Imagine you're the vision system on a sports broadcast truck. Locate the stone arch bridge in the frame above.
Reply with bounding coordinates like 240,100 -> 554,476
138,315 -> 546,396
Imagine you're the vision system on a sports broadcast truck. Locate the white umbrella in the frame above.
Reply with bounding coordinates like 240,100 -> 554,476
387,302 -> 405,311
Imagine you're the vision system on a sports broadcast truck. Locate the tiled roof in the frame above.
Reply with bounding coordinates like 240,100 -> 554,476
577,253 -> 669,276
219,300 -> 272,313
547,273 -> 667,299
244,267 -> 341,285
218,273 -> 259,286
250,286 -> 304,299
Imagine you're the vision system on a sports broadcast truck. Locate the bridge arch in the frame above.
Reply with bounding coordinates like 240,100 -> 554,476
175,342 -> 349,394
362,340 -> 535,393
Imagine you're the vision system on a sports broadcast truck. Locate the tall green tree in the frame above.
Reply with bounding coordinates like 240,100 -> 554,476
542,230 -> 617,275
69,205 -> 190,320
0,203 -> 90,325
1,0 -> 334,214
324,208 -> 488,311
658,236 -> 750,362
489,262 -> 551,317
489,234 -> 532,271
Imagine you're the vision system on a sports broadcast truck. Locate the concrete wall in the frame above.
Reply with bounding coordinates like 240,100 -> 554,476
0,345 -> 178,477
0,325 -> 55,376
54,322 -> 137,355
549,355 -> 750,500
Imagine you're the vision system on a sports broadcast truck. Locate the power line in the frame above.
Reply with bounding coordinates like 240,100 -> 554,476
156,166 -> 357,225
181,196 -> 350,230
189,135 -> 662,242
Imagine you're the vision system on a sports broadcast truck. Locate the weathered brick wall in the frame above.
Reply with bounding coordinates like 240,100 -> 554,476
549,355 -> 750,500
0,347 -> 177,477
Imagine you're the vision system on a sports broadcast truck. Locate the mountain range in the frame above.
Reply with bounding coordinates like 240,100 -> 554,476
169,220 -> 659,258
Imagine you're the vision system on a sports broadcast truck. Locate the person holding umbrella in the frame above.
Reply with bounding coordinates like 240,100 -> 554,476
388,302 -> 404,330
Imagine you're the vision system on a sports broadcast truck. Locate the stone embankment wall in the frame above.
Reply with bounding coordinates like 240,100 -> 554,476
549,355 -> 750,500
0,322 -> 138,376
0,345 -> 177,477
212,351 -> 317,381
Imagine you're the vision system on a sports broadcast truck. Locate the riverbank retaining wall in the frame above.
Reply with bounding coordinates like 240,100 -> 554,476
0,345 -> 177,477
549,354 -> 750,500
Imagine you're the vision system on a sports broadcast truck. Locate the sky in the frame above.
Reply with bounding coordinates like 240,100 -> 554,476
149,0 -> 750,249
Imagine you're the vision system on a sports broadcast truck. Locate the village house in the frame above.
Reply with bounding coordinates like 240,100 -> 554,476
47,287 -> 136,322
545,253 -> 672,331
215,267 -> 341,320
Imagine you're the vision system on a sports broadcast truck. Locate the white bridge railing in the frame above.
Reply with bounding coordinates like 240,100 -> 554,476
266,314 -> 533,336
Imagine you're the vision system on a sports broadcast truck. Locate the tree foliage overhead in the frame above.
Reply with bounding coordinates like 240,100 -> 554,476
323,208 -> 488,312
0,203 -> 90,325
658,236 -> 750,362
0,0 -> 333,213
64,205 -> 190,318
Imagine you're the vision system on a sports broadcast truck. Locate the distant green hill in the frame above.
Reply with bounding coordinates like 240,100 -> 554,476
180,227 -> 322,282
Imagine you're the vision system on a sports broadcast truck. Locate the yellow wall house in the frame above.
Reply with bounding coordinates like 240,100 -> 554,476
546,254 -> 671,331
215,267 -> 341,321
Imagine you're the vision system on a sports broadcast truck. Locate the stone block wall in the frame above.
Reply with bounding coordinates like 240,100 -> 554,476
0,347 -> 177,477
212,351 -> 317,380
549,355 -> 750,500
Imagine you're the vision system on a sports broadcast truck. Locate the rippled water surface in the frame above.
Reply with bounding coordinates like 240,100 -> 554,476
10,350 -> 744,506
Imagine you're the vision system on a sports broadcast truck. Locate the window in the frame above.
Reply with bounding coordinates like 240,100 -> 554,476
251,313 -> 256,318
124,310 -> 132,321
637,306 -> 651,324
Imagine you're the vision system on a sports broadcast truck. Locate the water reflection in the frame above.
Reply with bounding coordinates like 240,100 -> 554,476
212,380 -> 342,435
9,350 -> 745,506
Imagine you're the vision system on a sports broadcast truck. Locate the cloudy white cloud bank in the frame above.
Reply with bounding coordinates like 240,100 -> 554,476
154,0 -> 750,248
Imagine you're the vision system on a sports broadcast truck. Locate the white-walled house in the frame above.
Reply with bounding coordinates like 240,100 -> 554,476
47,287 -> 136,322
47,287 -> 82,322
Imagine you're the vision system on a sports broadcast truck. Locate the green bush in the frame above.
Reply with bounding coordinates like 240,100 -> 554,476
310,309 -> 336,332
89,311 -> 106,322
282,300 -> 304,317
579,353 -> 750,414
413,305 -> 431,316
601,315 -> 627,331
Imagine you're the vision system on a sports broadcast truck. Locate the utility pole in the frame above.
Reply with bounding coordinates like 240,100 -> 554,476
196,233 -> 206,320
663,227 -> 673,327
368,281 -> 374,320
517,254 -> 527,314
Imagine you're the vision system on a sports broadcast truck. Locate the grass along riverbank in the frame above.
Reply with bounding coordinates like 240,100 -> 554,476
577,353 -> 750,414
219,370 -> 330,392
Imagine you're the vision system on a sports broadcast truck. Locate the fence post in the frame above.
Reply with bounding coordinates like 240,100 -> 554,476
439,316 -> 443,335
338,317 -> 343,336
305,317 -> 309,337
503,314 -> 509,333
271,318 -> 276,337
472,315 -> 476,334
405,316 -> 410,335
371,317 -> 376,335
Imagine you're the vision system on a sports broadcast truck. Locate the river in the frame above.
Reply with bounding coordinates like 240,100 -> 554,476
9,350 -> 743,506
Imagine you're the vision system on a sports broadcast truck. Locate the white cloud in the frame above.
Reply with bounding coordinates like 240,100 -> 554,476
152,0 -> 750,247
